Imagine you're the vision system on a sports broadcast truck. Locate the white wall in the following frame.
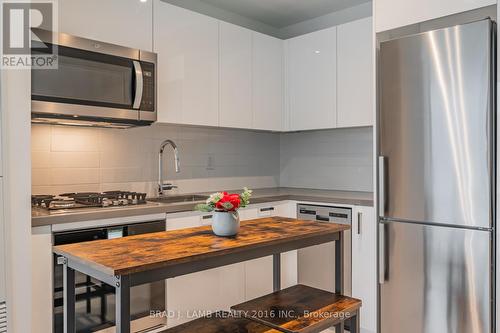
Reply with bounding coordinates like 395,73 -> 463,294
1,66 -> 32,333
374,0 -> 496,32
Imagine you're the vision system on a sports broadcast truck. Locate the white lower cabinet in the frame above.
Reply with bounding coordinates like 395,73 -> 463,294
351,206 -> 377,333
31,226 -> 53,333
240,202 -> 297,300
166,211 -> 245,328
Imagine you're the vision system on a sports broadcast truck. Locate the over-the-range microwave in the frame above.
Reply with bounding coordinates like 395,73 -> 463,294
31,29 -> 157,128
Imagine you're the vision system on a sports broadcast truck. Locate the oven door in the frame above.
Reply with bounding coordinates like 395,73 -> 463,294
31,44 -> 150,123
53,222 -> 166,333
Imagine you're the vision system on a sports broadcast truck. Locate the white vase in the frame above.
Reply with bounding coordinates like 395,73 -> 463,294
212,211 -> 240,237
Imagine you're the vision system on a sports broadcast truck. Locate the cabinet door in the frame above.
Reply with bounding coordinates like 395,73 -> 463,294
243,203 -> 297,300
337,17 -> 374,128
252,32 -> 284,131
287,27 -> 337,131
31,226 -> 53,333
219,22 -> 253,129
59,0 -> 153,51
352,206 -> 377,333
166,213 -> 245,327
154,2 -> 219,126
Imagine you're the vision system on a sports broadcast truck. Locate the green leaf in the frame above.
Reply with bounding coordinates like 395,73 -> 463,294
195,203 -> 214,212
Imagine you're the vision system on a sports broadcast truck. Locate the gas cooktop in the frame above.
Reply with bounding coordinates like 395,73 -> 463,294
32,191 -> 148,211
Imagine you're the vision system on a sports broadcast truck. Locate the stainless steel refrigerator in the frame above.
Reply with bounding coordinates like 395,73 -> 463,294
378,19 -> 495,333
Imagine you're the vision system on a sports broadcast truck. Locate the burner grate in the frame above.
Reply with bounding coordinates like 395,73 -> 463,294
32,191 -> 148,210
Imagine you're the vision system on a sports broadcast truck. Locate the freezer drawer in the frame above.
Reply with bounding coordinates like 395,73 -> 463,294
380,221 -> 492,333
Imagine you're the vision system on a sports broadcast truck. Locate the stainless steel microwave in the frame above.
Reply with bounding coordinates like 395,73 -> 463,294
31,29 -> 157,128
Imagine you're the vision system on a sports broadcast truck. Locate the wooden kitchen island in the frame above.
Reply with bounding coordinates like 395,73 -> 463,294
54,217 -> 350,333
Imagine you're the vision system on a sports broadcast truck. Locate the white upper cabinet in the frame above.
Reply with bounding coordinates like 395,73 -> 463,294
337,17 -> 374,128
219,22 -> 253,129
375,0 -> 495,32
287,27 -> 337,131
252,33 -> 284,131
154,1 -> 219,126
58,0 -> 153,51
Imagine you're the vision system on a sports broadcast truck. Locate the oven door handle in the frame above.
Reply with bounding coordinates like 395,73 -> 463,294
133,60 -> 144,109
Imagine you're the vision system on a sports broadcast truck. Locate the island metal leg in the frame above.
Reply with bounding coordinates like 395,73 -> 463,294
349,311 -> 360,333
115,275 -> 131,333
334,321 -> 344,333
334,232 -> 344,294
273,253 -> 281,292
63,260 -> 76,333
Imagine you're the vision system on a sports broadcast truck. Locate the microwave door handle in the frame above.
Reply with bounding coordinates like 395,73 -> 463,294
133,60 -> 143,109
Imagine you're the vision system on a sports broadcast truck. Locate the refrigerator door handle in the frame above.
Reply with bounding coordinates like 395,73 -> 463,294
378,156 -> 386,217
379,222 -> 387,284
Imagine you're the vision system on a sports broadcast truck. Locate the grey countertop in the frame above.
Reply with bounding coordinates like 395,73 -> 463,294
32,187 -> 373,227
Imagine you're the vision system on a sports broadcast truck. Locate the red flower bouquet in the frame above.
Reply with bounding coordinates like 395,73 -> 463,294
196,188 -> 252,213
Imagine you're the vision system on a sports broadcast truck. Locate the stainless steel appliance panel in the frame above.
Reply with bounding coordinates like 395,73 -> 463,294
380,220 -> 492,333
53,221 -> 166,333
379,19 -> 493,228
31,29 -> 157,127
297,204 -> 351,295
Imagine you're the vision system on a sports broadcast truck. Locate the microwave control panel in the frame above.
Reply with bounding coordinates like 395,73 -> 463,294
140,61 -> 156,111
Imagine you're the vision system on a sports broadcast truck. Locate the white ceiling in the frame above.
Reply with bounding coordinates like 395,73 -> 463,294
197,0 -> 371,28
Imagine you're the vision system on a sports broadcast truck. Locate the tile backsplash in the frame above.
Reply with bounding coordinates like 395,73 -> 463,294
31,123 -> 281,196
31,124 -> 374,196
280,127 -> 373,192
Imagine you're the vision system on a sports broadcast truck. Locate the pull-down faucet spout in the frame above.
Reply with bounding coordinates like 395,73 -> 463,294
158,139 -> 180,196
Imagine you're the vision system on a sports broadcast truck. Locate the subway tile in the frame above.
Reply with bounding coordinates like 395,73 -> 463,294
51,126 -> 101,152
32,168 -> 51,186
32,151 -> 51,168
50,152 -> 100,168
49,168 -> 100,185
100,167 -> 144,183
31,125 -> 51,151
32,184 -> 100,196
49,184 -> 101,195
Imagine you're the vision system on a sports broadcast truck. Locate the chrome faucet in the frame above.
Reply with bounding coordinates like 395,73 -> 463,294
158,139 -> 180,196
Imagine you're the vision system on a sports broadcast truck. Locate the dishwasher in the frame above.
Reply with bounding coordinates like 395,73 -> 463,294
297,204 -> 352,296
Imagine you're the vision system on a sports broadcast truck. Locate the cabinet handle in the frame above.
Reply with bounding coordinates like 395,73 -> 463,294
260,207 -> 275,212
357,212 -> 362,235
202,215 -> 213,220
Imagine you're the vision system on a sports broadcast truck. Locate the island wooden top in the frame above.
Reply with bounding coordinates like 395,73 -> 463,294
53,217 -> 349,276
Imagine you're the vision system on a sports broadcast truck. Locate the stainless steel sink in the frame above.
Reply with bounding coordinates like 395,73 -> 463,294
147,195 -> 209,204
